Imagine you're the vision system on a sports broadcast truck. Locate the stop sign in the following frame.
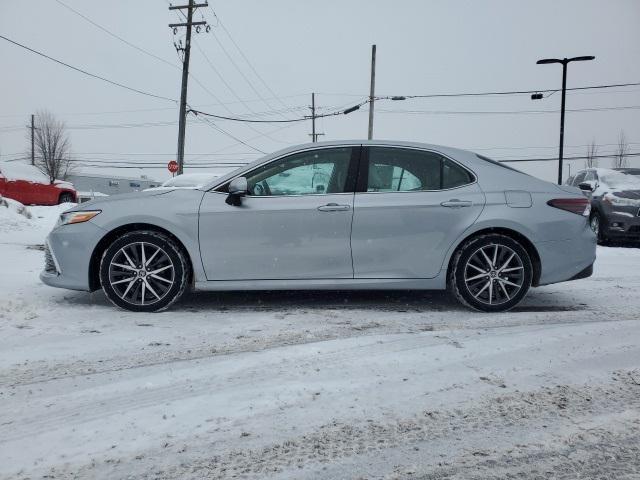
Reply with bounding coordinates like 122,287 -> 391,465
167,160 -> 179,173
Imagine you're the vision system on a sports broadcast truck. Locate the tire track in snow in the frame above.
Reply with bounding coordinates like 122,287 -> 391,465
62,371 -> 640,480
2,307 -> 631,389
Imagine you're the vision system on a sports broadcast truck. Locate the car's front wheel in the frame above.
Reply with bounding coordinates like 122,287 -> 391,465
449,234 -> 533,312
100,230 -> 189,312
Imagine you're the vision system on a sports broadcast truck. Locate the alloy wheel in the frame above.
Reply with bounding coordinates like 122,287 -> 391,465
108,242 -> 175,306
464,243 -> 525,306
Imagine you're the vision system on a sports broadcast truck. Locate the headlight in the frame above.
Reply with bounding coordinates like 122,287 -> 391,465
57,210 -> 101,227
604,194 -> 640,207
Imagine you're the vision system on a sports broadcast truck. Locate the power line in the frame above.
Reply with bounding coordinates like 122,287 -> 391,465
165,0 -> 296,148
53,0 -> 296,151
204,15 -> 289,120
189,99 -> 369,123
0,95 -> 311,119
378,82 -> 640,100
0,34 -> 176,103
375,105 -> 640,116
53,0 -> 177,70
191,41 -> 292,144
206,3 -> 293,113
193,115 -> 265,153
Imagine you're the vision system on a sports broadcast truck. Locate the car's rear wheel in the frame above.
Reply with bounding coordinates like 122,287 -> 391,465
449,234 -> 533,312
58,192 -> 74,204
99,230 -> 189,312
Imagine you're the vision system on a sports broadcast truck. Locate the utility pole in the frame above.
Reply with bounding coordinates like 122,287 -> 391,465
311,92 -> 316,142
169,1 -> 208,175
30,114 -> 35,165
367,44 -> 376,140
308,92 -> 324,142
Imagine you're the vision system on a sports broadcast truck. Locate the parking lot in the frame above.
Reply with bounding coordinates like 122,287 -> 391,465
1,206 -> 640,479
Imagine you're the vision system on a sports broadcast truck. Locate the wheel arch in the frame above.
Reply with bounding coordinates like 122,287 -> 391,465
446,227 -> 542,287
58,190 -> 76,204
88,222 -> 194,291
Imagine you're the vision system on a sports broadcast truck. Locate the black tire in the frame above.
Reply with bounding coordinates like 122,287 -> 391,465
58,192 -> 74,204
589,212 -> 608,245
99,230 -> 190,312
449,233 -> 533,312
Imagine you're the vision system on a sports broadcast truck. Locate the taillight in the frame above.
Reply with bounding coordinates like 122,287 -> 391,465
547,198 -> 591,216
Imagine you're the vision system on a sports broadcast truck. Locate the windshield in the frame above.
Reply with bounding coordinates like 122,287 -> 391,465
600,170 -> 640,189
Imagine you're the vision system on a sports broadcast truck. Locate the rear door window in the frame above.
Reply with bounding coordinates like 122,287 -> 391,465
364,147 -> 473,192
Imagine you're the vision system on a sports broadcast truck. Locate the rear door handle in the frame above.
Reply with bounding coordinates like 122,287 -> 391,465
441,199 -> 473,208
317,203 -> 350,212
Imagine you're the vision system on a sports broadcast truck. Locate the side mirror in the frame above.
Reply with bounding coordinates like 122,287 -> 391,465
578,180 -> 596,192
226,177 -> 248,206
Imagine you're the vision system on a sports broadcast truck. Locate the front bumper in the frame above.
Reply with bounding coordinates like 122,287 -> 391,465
535,222 -> 597,286
39,221 -> 106,291
602,209 -> 640,239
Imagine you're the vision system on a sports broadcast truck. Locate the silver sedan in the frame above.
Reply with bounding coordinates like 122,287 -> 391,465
41,140 -> 596,312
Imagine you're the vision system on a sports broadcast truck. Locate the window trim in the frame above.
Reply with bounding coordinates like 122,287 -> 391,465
356,145 -> 477,194
213,145 -> 361,198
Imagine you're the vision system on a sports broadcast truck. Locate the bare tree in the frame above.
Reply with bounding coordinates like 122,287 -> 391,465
31,111 -> 73,183
613,131 -> 629,168
584,139 -> 598,168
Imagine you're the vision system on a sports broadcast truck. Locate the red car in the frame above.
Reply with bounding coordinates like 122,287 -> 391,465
0,162 -> 77,205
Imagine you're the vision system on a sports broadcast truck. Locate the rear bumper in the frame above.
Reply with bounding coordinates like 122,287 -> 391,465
568,263 -> 593,281
535,222 -> 597,286
39,221 -> 105,291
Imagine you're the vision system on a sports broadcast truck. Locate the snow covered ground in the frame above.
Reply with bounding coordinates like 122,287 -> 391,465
1,201 -> 639,479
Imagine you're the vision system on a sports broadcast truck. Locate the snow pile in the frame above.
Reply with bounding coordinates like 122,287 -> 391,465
0,199 -> 76,244
0,196 -> 34,233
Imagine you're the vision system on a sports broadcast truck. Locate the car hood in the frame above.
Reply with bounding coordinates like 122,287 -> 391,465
609,189 -> 640,199
66,189 -> 175,211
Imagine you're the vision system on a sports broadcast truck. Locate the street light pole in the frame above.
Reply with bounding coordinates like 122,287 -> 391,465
558,61 -> 567,186
534,56 -> 594,185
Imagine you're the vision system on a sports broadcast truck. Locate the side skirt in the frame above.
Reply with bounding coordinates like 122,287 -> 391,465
194,274 -> 447,292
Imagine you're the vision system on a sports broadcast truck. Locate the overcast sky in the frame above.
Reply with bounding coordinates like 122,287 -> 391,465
1,0 -> 639,182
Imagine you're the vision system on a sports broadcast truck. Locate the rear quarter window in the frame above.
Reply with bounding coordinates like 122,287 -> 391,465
442,158 -> 474,189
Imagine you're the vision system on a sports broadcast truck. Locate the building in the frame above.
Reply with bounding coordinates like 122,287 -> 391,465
66,172 -> 161,200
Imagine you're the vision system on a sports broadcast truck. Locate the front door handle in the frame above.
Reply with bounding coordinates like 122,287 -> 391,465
317,203 -> 350,212
441,199 -> 473,208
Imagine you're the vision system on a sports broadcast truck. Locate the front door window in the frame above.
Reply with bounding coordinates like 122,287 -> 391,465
244,147 -> 353,196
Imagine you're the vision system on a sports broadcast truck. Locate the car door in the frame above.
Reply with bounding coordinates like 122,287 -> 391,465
351,146 -> 485,279
199,146 -> 359,281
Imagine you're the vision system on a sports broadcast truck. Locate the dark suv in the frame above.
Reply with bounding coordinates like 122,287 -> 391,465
566,168 -> 640,244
